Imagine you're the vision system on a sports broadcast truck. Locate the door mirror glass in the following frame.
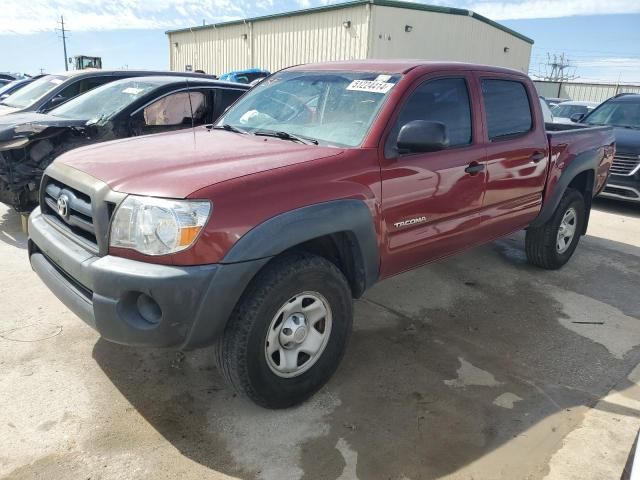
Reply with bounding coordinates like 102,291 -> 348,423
570,113 -> 585,123
397,120 -> 449,153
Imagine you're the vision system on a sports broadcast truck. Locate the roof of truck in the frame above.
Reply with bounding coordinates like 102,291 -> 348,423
287,60 -> 527,76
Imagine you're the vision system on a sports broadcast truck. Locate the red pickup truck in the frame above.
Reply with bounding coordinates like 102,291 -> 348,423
28,61 -> 614,408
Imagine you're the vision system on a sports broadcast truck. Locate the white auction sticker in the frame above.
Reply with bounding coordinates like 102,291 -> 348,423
346,79 -> 395,94
375,74 -> 392,82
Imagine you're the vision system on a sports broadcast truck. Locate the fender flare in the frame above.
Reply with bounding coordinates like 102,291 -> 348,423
529,149 -> 598,229
222,199 -> 380,293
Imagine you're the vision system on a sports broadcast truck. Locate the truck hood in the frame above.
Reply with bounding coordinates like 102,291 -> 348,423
612,127 -> 640,156
55,127 -> 346,198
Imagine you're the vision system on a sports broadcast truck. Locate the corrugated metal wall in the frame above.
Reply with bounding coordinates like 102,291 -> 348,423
369,5 -> 531,72
168,5 -> 370,75
534,80 -> 640,102
167,3 -> 532,76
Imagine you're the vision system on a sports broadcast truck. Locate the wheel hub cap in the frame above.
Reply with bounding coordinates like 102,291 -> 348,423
265,292 -> 332,378
556,207 -> 577,254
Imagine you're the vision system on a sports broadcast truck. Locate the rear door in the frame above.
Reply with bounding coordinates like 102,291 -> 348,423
477,74 -> 549,235
378,73 -> 487,277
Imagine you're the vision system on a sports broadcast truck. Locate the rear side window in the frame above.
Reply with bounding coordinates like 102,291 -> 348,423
388,77 -> 472,153
482,79 -> 532,140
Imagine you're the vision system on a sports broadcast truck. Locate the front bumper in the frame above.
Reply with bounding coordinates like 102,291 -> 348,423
599,173 -> 640,203
28,207 -> 269,349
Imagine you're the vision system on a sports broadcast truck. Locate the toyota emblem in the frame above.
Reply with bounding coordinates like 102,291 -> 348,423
57,194 -> 69,218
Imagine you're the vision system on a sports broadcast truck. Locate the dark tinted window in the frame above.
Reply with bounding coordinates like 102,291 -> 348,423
220,88 -> 245,108
79,76 -> 115,93
57,80 -> 82,101
389,78 -> 472,154
482,79 -> 532,139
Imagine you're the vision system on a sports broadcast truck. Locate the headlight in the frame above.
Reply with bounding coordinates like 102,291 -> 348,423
110,196 -> 211,255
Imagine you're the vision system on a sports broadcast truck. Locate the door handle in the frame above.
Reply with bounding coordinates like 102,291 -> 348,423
530,151 -> 546,163
465,162 -> 485,175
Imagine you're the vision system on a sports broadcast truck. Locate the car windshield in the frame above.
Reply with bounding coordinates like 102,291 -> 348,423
217,70 -> 402,147
0,75 -> 66,109
583,99 -> 640,129
552,104 -> 589,118
51,79 -> 160,122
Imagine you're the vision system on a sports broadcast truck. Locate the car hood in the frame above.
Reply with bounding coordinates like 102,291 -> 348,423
612,127 -> 640,156
56,127 -> 346,198
0,104 -> 20,116
0,112 -> 87,142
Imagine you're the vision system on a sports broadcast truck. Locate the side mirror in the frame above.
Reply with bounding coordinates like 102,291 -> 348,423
397,120 -> 449,154
45,94 -> 68,110
570,113 -> 585,123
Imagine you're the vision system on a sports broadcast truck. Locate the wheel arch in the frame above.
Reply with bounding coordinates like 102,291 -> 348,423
221,199 -> 380,298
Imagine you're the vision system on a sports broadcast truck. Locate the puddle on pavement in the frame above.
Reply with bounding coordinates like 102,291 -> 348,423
444,357 -> 504,389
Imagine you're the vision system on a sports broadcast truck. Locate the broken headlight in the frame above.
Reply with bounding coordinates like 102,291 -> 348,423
110,195 -> 211,255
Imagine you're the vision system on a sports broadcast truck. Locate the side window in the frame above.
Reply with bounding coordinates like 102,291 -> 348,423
57,81 -> 82,101
388,78 -> 472,156
78,76 -> 115,94
482,79 -> 533,140
220,88 -> 245,111
143,91 -> 207,126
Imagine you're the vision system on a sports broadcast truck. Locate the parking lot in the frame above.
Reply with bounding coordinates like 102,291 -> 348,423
1,199 -> 639,480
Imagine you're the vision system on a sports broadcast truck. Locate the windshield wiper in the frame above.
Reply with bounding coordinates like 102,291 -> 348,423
253,129 -> 318,145
210,123 -> 249,135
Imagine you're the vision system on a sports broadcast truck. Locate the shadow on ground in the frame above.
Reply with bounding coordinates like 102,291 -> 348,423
0,208 -> 27,249
90,232 -> 640,479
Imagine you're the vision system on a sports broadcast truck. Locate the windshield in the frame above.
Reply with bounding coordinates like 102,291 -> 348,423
552,104 -> 590,118
583,100 -> 640,128
217,70 -> 401,147
0,75 -> 66,109
51,79 -> 160,122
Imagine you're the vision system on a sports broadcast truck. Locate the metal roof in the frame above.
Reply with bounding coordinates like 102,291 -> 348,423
165,0 -> 534,45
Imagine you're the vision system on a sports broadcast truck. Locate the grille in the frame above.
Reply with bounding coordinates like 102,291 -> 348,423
610,154 -> 640,176
603,186 -> 640,199
41,176 -> 98,250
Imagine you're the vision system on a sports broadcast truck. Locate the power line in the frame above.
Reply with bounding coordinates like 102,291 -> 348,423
55,16 -> 70,71
534,53 -> 578,81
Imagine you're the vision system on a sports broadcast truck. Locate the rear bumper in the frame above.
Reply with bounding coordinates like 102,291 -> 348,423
28,207 -> 269,349
599,174 -> 640,203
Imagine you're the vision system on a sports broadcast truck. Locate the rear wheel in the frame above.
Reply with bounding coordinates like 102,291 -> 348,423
525,188 -> 586,269
216,252 -> 353,409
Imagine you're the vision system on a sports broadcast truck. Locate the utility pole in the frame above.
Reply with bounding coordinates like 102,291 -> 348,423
57,16 -> 69,71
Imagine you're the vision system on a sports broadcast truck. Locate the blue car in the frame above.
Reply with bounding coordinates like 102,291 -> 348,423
219,68 -> 270,85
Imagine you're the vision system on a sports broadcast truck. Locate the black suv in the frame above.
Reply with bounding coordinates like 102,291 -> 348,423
580,93 -> 640,203
0,70 -> 219,117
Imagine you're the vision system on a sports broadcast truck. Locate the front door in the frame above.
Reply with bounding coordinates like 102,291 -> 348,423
379,75 -> 487,278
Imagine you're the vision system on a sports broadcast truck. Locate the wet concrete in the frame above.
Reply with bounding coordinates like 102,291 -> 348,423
1,198 -> 639,480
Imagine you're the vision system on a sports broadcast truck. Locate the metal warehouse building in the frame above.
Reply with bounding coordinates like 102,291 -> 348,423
166,0 -> 533,76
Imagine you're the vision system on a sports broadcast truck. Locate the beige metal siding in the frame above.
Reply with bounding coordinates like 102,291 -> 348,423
168,5 -> 369,75
534,80 -> 640,103
369,5 -> 531,72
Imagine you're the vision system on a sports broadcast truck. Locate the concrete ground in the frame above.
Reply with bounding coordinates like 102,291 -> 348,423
1,199 -> 640,480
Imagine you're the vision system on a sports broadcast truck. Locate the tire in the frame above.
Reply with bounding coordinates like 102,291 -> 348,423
215,252 -> 353,409
525,188 -> 586,270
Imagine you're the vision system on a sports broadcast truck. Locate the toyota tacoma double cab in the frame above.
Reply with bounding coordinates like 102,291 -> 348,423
28,61 -> 615,408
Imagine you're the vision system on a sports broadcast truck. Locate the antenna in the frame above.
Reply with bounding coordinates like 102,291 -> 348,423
185,77 -> 196,145
541,53 -> 578,82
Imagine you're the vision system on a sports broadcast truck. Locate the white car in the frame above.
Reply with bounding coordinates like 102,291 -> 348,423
551,101 -> 599,124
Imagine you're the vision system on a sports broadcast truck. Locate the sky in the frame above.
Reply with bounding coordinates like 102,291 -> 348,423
1,0 -> 639,83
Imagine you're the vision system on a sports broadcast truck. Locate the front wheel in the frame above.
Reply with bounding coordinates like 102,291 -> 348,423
215,252 -> 353,409
525,188 -> 586,269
